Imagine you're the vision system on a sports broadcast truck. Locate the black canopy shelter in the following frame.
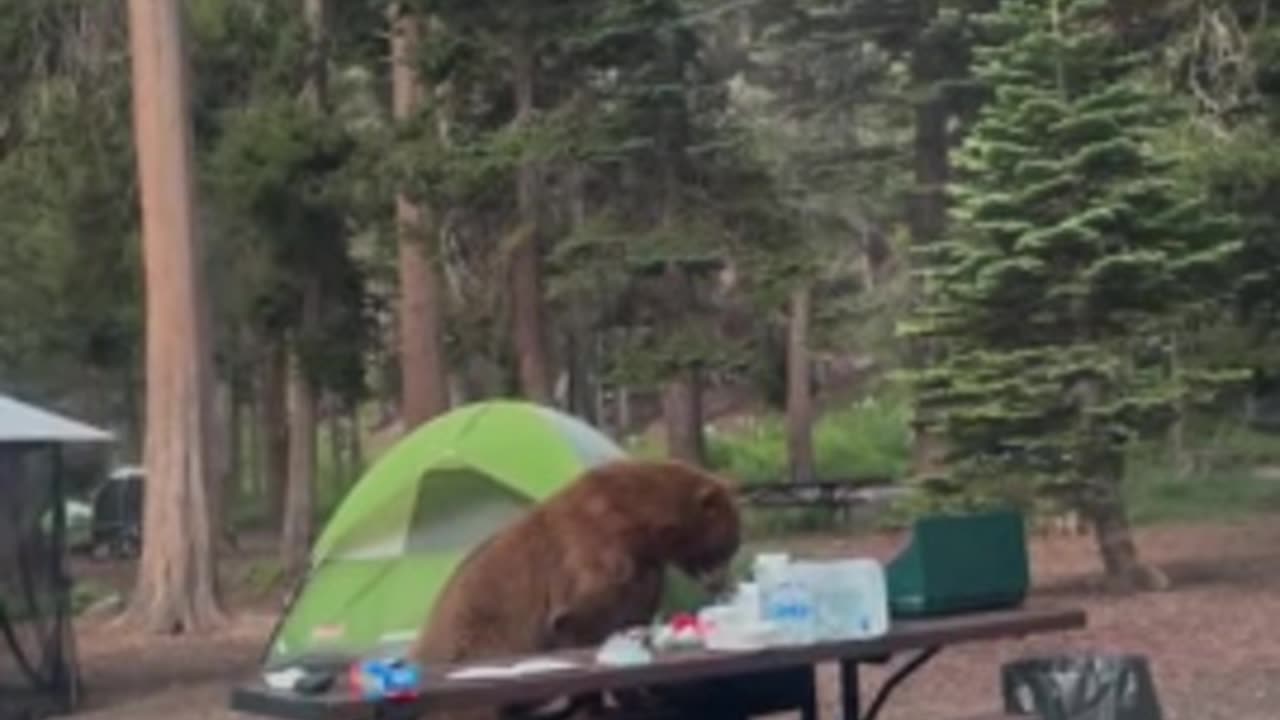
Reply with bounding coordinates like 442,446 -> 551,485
0,394 -> 110,720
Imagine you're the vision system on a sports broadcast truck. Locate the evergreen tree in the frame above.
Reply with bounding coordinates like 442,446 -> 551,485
904,0 -> 1244,590
1167,0 -> 1280,409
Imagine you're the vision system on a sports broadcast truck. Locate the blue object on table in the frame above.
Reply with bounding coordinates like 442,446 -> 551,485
351,659 -> 422,700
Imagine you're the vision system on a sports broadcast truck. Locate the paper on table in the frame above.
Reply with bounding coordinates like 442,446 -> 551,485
446,657 -> 579,680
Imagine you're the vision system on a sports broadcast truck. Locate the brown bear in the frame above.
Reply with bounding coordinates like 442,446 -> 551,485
408,458 -> 741,718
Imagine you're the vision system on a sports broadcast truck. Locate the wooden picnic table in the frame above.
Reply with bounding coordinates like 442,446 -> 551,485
231,605 -> 1086,720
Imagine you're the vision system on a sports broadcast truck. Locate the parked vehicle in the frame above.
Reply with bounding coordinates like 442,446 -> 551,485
89,466 -> 143,559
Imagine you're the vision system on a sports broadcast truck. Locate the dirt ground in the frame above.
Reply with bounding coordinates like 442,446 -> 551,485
67,516 -> 1280,720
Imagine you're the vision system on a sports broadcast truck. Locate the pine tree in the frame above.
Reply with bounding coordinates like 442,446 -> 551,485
904,0 -> 1243,590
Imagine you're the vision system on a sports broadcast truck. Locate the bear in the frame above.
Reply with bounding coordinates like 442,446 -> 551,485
408,458 -> 742,719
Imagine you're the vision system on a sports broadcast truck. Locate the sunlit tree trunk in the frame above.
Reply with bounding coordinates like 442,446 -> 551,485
123,0 -> 222,632
663,371 -> 706,466
786,285 -> 816,483
391,3 -> 450,428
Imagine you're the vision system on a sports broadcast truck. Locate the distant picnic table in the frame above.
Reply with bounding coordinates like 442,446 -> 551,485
231,605 -> 1086,720
738,477 -> 912,524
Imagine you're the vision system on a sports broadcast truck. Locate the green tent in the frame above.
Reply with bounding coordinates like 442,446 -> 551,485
264,400 -> 626,668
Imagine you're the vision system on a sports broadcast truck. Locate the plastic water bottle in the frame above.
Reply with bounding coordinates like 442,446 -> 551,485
824,559 -> 889,640
755,554 -> 817,645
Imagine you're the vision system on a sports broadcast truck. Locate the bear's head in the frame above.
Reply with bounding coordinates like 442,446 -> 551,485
672,471 -> 741,594
567,459 -> 743,594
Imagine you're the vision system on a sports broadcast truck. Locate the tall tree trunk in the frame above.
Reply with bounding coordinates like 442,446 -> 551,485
907,20 -> 952,481
123,0 -> 222,632
391,3 -> 450,429
227,375 -> 243,524
617,387 -> 632,434
281,343 -> 317,578
261,342 -> 289,528
280,0 -> 327,578
346,404 -> 363,480
509,13 -> 554,403
209,379 -> 230,548
786,285 -> 816,483
564,160 -> 596,421
1167,332 -> 1190,476
328,403 -> 346,489
245,373 -> 261,499
663,371 -> 706,466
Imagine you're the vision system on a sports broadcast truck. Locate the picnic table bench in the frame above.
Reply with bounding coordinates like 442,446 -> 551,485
737,478 -> 912,525
232,605 -> 1086,720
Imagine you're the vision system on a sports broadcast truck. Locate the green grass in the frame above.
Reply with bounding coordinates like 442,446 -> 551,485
1124,421 -> 1280,525
627,394 -> 912,537
1126,466 -> 1280,525
626,395 -> 911,487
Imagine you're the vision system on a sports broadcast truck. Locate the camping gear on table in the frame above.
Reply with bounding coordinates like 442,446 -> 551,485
754,553 -> 818,645
885,509 -> 1030,618
349,658 -> 422,701
264,401 -> 629,669
795,558 -> 888,640
1002,654 -> 1164,720
0,394 -> 112,720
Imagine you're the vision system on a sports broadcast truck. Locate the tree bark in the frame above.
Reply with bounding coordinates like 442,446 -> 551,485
227,374 -> 243,525
1077,380 -> 1167,592
663,371 -> 706,466
564,160 -> 597,421
245,373 -> 261,499
391,4 -> 450,429
209,379 -> 231,548
261,341 -> 289,528
906,28 -> 952,480
617,386 -> 632,433
328,402 -> 346,489
509,12 -> 554,404
281,342 -> 317,578
279,0 -> 327,578
786,285 -> 816,483
1083,471 -> 1169,592
346,404 -> 363,480
123,0 -> 223,632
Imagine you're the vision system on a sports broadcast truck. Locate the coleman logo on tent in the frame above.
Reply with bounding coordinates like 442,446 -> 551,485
379,630 -> 418,644
312,624 -> 346,641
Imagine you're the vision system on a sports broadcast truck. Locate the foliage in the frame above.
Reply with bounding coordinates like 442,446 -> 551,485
903,0 -> 1247,514
197,0 -> 375,405
0,1 -> 139,426
1159,1 -> 1280,382
626,392 -> 911,485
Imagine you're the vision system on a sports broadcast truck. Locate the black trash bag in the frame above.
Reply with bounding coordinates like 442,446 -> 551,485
1001,655 -> 1163,720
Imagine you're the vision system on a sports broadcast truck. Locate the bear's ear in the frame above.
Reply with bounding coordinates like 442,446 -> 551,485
697,480 -> 732,509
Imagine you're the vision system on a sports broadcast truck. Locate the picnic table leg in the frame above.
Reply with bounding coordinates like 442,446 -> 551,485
858,647 -> 940,720
841,660 -> 860,720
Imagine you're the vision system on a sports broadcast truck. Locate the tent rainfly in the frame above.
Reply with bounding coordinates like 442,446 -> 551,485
264,400 -> 629,668
0,393 -> 110,720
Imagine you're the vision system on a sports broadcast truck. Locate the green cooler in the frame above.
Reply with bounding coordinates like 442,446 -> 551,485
886,509 -> 1030,618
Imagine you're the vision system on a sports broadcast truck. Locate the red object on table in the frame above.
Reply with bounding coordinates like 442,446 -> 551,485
670,613 -> 700,632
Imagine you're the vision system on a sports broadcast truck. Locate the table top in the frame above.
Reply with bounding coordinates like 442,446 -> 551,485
231,605 -> 1086,720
